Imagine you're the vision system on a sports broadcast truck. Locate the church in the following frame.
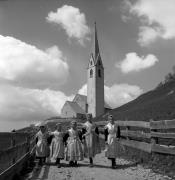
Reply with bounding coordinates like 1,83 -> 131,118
61,23 -> 112,118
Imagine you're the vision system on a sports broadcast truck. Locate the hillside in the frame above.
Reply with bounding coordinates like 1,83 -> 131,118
95,80 -> 175,122
17,80 -> 175,132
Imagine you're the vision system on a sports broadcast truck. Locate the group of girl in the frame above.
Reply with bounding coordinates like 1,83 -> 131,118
35,114 -> 120,169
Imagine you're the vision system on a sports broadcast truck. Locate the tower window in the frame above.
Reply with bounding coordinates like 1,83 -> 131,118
86,103 -> 88,113
90,69 -> 93,78
98,69 -> 101,77
90,61 -> 93,65
98,61 -> 101,65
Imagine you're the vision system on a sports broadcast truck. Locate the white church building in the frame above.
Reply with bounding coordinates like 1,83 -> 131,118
61,23 -> 111,118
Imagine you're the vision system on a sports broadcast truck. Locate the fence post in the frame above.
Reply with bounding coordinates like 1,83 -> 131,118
126,126 -> 130,140
11,134 -> 16,164
150,119 -> 158,154
26,135 -> 30,153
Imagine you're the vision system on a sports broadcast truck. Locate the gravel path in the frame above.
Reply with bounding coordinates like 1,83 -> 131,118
25,151 -> 173,180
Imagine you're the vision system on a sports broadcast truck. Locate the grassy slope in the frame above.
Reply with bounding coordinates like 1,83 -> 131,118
94,81 -> 175,122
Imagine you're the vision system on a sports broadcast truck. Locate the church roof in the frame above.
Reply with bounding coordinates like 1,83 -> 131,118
66,101 -> 86,114
73,94 -> 87,103
73,94 -> 112,109
104,102 -> 112,109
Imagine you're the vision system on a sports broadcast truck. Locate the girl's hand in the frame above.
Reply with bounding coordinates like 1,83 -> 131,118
82,134 -> 85,138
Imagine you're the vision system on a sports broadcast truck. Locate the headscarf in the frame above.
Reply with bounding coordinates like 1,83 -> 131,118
108,114 -> 113,119
71,120 -> 77,125
86,113 -> 92,119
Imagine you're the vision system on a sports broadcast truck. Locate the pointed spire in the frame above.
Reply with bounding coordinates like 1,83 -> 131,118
94,22 -> 100,59
92,22 -> 100,61
88,22 -> 103,68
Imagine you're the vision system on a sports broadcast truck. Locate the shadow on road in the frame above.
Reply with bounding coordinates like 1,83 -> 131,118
27,164 -> 50,180
45,161 -> 138,170
41,165 -> 50,179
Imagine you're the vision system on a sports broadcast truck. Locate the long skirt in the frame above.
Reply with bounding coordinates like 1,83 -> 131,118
50,138 -> 64,160
36,140 -> 49,157
66,137 -> 83,161
105,135 -> 118,158
83,132 -> 101,158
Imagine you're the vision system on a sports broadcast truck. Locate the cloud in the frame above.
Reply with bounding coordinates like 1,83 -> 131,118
0,34 -> 72,131
138,26 -> 160,46
0,84 -> 74,131
123,0 -> 175,45
78,84 -> 87,95
104,84 -> 143,108
0,35 -> 69,89
116,52 -> 158,73
46,5 -> 90,45
78,83 -> 143,108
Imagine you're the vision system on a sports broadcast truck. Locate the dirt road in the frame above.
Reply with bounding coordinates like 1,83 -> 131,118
25,151 -> 173,180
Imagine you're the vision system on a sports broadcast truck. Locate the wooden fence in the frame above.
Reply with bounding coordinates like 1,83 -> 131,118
96,119 -> 175,155
0,132 -> 36,180
0,119 -> 175,179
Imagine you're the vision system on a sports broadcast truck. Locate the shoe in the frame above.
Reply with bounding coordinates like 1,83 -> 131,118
57,164 -> 61,168
69,161 -> 74,166
111,165 -> 117,169
89,163 -> 93,167
74,161 -> 78,167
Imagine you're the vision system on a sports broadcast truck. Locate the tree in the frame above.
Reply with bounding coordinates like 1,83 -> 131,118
156,82 -> 163,89
172,65 -> 175,78
165,72 -> 174,83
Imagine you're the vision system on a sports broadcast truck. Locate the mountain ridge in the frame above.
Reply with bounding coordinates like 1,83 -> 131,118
95,80 -> 175,122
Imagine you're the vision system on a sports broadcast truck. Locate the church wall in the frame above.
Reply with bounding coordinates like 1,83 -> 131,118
105,108 -> 112,114
87,65 -> 96,117
73,96 -> 86,112
95,65 -> 104,116
87,64 -> 104,117
61,103 -> 77,118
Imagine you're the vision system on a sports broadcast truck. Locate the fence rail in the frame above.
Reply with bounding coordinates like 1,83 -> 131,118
96,119 -> 175,156
0,132 -> 36,180
0,119 -> 175,179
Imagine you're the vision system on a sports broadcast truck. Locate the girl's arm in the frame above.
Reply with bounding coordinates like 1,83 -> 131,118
81,128 -> 87,139
63,132 -> 69,146
78,130 -> 83,142
95,126 -> 99,135
35,132 -> 39,144
104,128 -> 108,142
116,126 -> 121,139
47,134 -> 54,145
35,137 -> 38,144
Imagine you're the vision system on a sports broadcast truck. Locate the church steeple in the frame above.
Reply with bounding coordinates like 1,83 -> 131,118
87,22 -> 104,117
93,22 -> 100,60
89,22 -> 103,68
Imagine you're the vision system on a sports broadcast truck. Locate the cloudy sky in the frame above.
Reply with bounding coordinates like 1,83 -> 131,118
0,0 -> 175,131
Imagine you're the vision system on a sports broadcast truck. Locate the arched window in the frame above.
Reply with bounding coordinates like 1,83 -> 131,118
86,103 -> 88,113
98,61 -> 101,65
98,69 -> 101,77
90,69 -> 93,78
90,61 -> 93,65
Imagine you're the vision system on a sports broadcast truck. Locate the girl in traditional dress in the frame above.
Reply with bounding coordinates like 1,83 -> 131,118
35,125 -> 50,166
50,123 -> 65,168
64,120 -> 84,166
104,114 -> 120,169
82,114 -> 101,167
